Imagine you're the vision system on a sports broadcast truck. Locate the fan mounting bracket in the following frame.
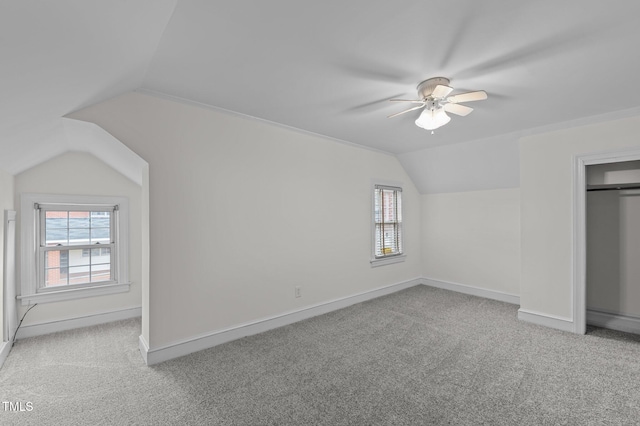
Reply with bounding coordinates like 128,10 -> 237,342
417,77 -> 451,100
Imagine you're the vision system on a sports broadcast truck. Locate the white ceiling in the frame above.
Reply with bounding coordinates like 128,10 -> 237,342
0,0 -> 176,174
3,1 -> 640,174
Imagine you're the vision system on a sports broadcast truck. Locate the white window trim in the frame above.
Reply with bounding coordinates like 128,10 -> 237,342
370,180 -> 406,267
18,194 -> 131,305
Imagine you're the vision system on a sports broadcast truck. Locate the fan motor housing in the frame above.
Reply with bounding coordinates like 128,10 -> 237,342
417,77 -> 450,100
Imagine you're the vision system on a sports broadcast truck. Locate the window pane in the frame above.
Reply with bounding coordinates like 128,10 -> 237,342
382,189 -> 397,222
68,248 -> 89,267
90,264 -> 111,283
68,228 -> 90,245
382,223 -> 399,254
44,250 -> 71,287
45,250 -> 68,269
68,212 -> 90,228
92,210 -> 111,243
45,212 -> 68,245
68,211 -> 90,246
45,268 -> 68,287
91,227 -> 111,244
91,212 -> 110,228
45,218 -> 68,228
68,266 -> 91,285
45,211 -> 68,227
91,247 -> 111,259
45,229 -> 68,245
44,249 -> 68,287
91,247 -> 111,282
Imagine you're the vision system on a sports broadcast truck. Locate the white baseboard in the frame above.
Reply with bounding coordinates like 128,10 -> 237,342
517,308 -> 575,333
15,306 -> 142,340
421,277 -> 520,305
138,334 -> 150,365
587,309 -> 640,335
0,340 -> 11,371
141,278 -> 422,365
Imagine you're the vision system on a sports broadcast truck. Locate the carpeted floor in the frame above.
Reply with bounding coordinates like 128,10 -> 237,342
1,285 -> 640,425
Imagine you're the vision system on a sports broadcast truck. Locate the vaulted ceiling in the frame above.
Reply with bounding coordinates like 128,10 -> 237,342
3,1 -> 640,176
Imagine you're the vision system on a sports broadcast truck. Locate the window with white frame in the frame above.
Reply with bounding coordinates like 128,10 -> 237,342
38,205 -> 115,288
372,184 -> 404,266
19,194 -> 130,305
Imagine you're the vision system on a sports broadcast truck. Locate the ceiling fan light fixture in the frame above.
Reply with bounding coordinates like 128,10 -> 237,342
415,107 -> 450,131
388,76 -> 487,132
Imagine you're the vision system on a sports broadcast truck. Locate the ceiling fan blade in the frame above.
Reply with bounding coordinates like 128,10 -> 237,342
444,103 -> 473,116
387,104 -> 425,119
344,93 -> 408,114
447,90 -> 488,103
389,99 -> 425,104
432,84 -> 454,99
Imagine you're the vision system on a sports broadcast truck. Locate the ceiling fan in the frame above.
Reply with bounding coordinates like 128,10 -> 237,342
388,77 -> 487,132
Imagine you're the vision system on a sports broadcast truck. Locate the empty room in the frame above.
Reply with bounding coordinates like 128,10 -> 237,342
2,1 -> 640,424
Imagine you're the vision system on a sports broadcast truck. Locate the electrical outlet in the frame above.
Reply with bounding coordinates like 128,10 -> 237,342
295,286 -> 302,298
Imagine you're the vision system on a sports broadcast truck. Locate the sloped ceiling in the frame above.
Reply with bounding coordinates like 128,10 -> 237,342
0,0 -> 177,175
3,1 -> 640,184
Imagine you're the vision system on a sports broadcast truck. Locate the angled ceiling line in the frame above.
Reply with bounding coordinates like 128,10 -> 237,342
134,88 -> 397,157
138,0 -> 180,87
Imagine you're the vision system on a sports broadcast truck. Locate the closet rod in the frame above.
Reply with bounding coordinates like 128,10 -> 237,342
587,185 -> 640,192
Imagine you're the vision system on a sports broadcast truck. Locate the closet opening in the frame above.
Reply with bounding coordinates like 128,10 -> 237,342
585,160 -> 640,335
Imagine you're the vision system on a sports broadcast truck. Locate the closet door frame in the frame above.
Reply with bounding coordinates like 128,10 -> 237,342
573,147 -> 640,334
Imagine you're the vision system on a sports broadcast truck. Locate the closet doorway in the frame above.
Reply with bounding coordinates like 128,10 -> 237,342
574,149 -> 640,335
585,161 -> 640,334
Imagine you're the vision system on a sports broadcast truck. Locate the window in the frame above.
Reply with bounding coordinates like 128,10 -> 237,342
40,207 -> 115,288
371,184 -> 404,266
19,194 -> 130,305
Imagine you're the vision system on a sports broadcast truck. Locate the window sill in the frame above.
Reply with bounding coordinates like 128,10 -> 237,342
17,282 -> 131,306
370,254 -> 406,268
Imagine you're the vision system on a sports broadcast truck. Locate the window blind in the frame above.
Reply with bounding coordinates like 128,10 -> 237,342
374,185 -> 403,258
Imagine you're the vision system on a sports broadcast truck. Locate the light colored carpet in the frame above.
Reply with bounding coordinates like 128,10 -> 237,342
1,285 -> 640,425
